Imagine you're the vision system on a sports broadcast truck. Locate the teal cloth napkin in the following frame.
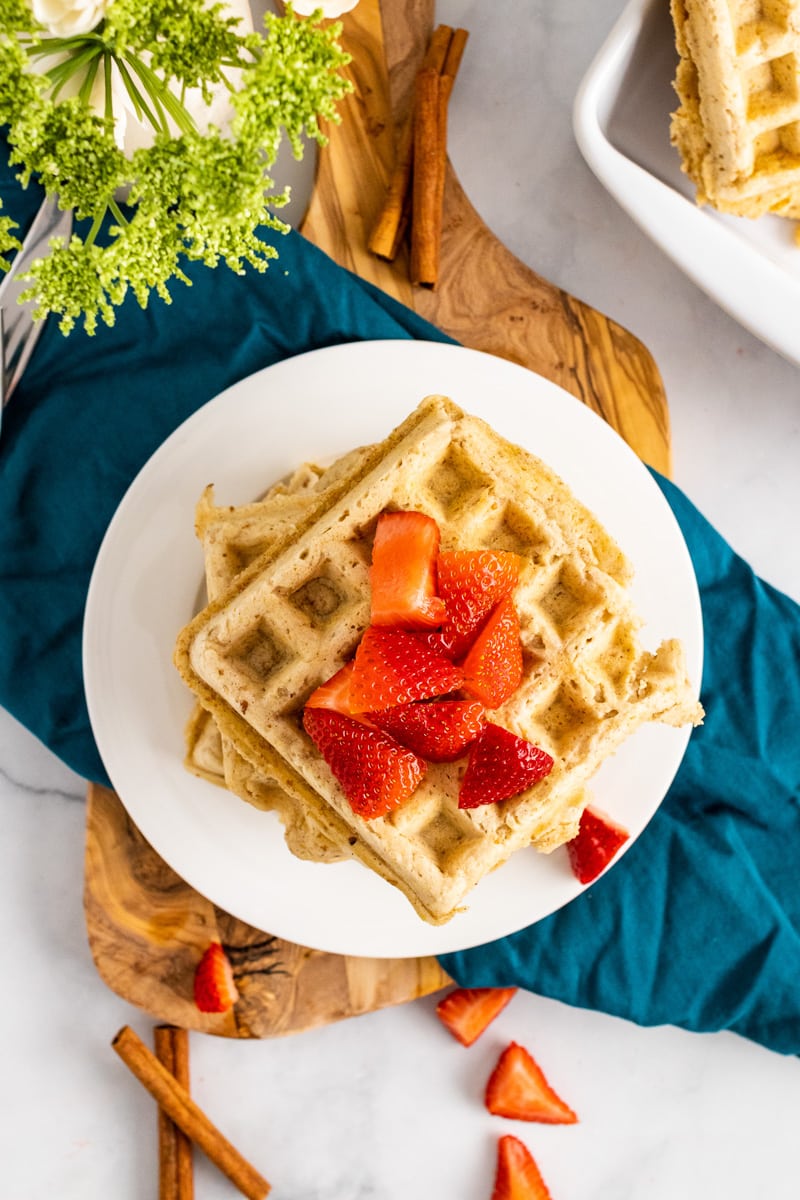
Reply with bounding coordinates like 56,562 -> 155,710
2,150 -> 798,1058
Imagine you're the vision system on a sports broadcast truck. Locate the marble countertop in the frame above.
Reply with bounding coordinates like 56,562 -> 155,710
3,2 -> 799,1197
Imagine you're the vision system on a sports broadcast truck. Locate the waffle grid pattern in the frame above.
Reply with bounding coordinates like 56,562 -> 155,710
176,397 -> 702,924
671,0 -> 800,217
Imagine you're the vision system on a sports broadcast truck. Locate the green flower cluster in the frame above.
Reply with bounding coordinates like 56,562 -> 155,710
0,1 -> 352,333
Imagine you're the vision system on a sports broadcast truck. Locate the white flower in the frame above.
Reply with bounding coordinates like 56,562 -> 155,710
31,0 -> 110,38
291,0 -> 359,16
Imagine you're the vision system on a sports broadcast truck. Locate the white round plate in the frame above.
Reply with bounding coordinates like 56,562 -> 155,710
83,340 -> 703,959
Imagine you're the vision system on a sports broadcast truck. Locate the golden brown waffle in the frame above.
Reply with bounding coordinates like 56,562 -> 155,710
183,703 -> 226,786
175,396 -> 703,925
670,0 -> 800,218
186,448 -> 375,864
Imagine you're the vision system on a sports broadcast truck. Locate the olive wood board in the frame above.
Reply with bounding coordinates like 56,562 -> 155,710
83,0 -> 672,1037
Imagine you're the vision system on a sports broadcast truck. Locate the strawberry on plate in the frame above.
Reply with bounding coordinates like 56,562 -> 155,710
458,723 -> 554,810
305,660 -> 357,715
462,595 -> 523,709
566,806 -> 629,884
370,510 -> 446,629
491,1135 -> 554,1200
348,625 -> 464,713
435,986 -> 517,1046
485,1042 -> 578,1124
437,549 -> 522,659
303,707 -> 426,819
194,942 -> 239,1014
371,699 -> 485,763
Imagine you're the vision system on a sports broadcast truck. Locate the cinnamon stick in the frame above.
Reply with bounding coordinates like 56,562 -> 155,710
367,116 -> 414,260
113,1026 -> 270,1200
409,27 -> 470,286
425,33 -> 469,275
409,66 -> 444,287
154,1026 -> 194,1200
440,27 -> 469,101
368,24 -> 458,262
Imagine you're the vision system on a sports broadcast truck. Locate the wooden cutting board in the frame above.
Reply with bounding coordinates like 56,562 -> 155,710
83,0 -> 672,1038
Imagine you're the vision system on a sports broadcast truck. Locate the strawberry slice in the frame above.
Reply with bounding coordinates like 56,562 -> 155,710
567,806 -> 629,884
371,699 -> 485,763
303,707 -> 425,818
491,1135 -> 554,1200
486,1042 -> 578,1124
462,595 -> 523,708
193,942 -> 239,1014
437,549 -> 522,658
348,625 -> 464,713
413,629 -> 457,660
305,661 -> 357,714
370,510 -> 446,629
458,723 -> 553,810
435,986 -> 517,1046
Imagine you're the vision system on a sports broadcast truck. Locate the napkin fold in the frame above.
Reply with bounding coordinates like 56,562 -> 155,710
2,148 -> 798,1057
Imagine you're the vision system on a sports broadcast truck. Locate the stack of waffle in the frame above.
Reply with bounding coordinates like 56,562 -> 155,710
670,0 -> 800,219
175,397 -> 702,924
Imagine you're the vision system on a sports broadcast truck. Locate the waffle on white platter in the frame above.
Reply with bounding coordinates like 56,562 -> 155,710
175,396 -> 703,925
185,449 -> 374,864
670,0 -> 800,221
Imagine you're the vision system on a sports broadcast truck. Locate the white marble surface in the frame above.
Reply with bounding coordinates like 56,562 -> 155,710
3,1 -> 800,1197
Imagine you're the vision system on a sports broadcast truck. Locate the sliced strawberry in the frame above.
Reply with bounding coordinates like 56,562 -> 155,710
413,629 -> 457,660
348,625 -> 464,713
491,1135 -> 554,1200
371,699 -> 485,763
303,707 -> 425,818
370,510 -> 446,629
459,723 -> 553,810
486,1042 -> 578,1125
437,549 -> 522,658
462,595 -> 523,708
305,661 -> 356,714
435,986 -> 517,1046
567,806 -> 629,884
193,942 -> 239,1014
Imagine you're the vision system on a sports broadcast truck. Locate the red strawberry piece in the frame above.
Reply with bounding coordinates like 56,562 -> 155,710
491,1135 -> 554,1200
413,629 -> 457,660
435,986 -> 517,1046
566,806 -> 629,884
369,510 -> 446,629
348,625 -> 464,713
193,942 -> 239,1014
303,707 -> 426,818
461,595 -> 523,708
305,660 -> 356,713
458,723 -> 553,810
486,1042 -> 578,1125
371,699 -> 485,763
305,660 -> 374,726
437,549 -> 522,658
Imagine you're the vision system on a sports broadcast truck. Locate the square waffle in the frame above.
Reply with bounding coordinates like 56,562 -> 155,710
186,450 -> 373,863
670,0 -> 800,218
175,396 -> 702,924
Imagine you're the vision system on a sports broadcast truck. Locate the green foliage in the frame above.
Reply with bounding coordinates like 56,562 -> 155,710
9,98 -> 127,216
103,0 -> 244,96
0,204 -> 22,272
0,0 -> 352,334
234,9 -> 352,159
0,1 -> 37,35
